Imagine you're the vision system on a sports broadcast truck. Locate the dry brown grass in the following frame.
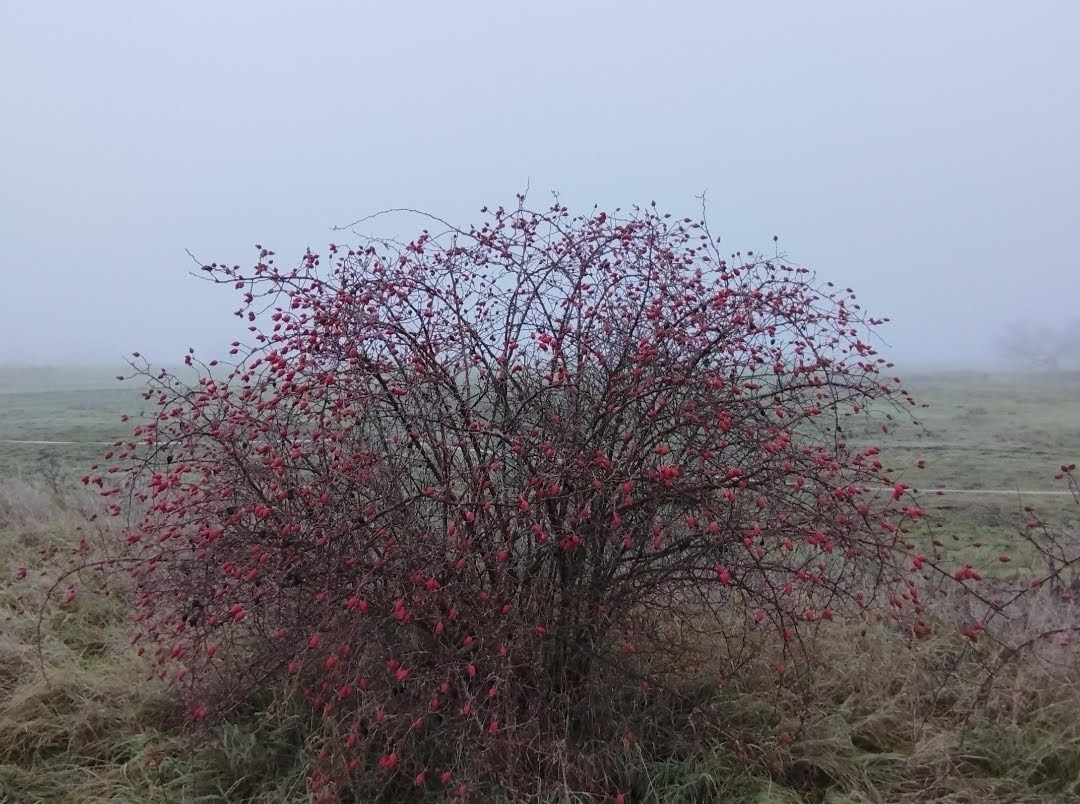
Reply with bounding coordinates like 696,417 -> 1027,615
1,477 -> 1079,802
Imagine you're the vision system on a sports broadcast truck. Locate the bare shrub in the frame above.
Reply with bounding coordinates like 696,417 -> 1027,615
64,201 -> 1044,800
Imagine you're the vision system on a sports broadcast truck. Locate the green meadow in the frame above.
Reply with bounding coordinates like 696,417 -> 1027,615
1,365 -> 1078,802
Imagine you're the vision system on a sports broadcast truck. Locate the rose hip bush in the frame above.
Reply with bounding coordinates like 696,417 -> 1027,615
81,201 -> 949,799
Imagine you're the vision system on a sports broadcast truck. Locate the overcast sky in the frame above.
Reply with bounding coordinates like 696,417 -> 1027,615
2,2 -> 1077,369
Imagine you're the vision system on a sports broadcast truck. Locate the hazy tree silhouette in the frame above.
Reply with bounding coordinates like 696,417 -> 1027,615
995,318 -> 1080,372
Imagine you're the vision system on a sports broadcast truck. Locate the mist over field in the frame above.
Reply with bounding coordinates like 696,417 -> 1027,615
2,2 -> 1078,371
4,7 -> 1080,802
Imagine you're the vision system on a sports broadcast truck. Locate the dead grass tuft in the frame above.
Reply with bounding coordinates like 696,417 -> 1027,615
2,482 -> 1080,802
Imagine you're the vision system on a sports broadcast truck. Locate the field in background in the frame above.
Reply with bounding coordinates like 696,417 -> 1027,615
2,364 -> 1078,581
1,365 -> 1079,802
0,366 -> 157,488
877,370 -> 1080,492
3,364 -> 1077,523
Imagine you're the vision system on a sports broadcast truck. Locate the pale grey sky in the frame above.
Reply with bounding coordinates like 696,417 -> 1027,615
2,2 -> 1077,368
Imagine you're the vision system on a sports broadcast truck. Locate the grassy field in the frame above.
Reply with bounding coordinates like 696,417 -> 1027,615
866,370 -> 1080,576
4,365 -> 1078,485
0,366 -> 147,488
872,370 -> 1080,491
4,365 -> 1076,551
1,365 -> 1079,802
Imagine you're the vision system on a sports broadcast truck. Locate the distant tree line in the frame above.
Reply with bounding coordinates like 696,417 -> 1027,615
995,318 -> 1080,371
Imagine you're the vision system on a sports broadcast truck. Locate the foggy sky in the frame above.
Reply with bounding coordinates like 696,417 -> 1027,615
2,2 -> 1078,369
